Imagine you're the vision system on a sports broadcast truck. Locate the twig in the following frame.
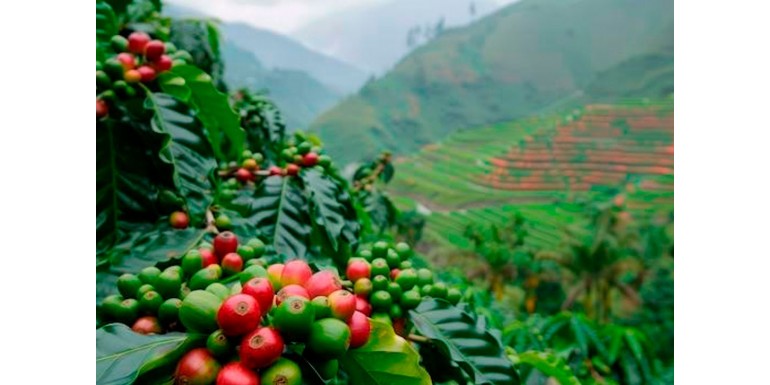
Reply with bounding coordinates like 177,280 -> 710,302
204,209 -> 218,234
408,334 -> 430,344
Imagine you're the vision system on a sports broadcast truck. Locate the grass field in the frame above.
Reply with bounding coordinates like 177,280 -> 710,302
389,98 -> 674,254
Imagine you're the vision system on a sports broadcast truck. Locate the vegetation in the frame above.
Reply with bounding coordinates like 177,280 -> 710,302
96,0 -> 673,384
310,0 -> 674,164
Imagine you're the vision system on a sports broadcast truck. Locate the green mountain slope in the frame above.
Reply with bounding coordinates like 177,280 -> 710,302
221,43 -> 340,130
310,0 -> 674,165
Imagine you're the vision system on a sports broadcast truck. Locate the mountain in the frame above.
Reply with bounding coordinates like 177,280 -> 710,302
309,0 -> 674,165
164,4 -> 368,94
220,23 -> 367,94
294,0 -> 499,74
221,43 -> 340,131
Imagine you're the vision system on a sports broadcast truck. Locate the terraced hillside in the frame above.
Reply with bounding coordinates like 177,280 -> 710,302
311,0 -> 674,164
390,99 -> 674,252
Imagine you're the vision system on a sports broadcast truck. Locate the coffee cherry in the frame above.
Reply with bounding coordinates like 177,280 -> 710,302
156,55 -> 173,72
144,40 -> 166,61
116,53 -> 136,70
169,211 -> 189,229
96,99 -> 109,119
124,69 -> 141,83
127,31 -> 151,54
137,66 -> 156,82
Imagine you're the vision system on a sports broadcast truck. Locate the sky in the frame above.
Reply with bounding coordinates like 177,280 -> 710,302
167,0 -> 518,34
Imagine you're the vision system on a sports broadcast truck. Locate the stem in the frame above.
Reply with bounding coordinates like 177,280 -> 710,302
353,154 -> 391,191
205,209 -> 218,234
408,334 -> 430,344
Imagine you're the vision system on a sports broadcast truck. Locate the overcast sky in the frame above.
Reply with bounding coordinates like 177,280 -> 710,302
167,0 -> 518,34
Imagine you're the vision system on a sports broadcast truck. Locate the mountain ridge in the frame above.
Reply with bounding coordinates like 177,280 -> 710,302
309,0 -> 674,165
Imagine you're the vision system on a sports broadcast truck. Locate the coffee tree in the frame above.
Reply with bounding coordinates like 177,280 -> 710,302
96,1 -> 525,384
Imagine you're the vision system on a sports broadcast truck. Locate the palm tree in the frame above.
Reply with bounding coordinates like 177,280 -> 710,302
543,197 -> 641,322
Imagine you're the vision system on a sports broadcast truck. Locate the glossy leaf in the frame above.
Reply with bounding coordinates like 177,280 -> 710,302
96,1 -> 117,55
98,223 -> 206,303
361,190 -> 397,232
380,162 -> 395,183
104,0 -> 131,19
145,92 -> 216,224
162,65 -> 245,160
253,176 -> 312,258
96,119 -> 162,253
302,169 -> 348,251
96,323 -> 202,385
157,73 -> 191,102
341,320 -> 431,385
410,299 -> 520,385
513,351 -> 580,385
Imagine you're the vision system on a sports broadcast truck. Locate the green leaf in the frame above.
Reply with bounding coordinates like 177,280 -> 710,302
104,0 -> 131,19
340,320 -> 431,385
381,162 -> 395,183
410,299 -> 520,385
302,169 -> 348,251
162,65 -> 244,160
96,324 -> 202,385
145,93 -> 216,224
514,351 -> 580,385
96,1 -> 117,54
361,190 -> 397,231
253,176 -> 312,258
98,223 -> 206,303
96,119 -> 161,252
157,73 -> 191,102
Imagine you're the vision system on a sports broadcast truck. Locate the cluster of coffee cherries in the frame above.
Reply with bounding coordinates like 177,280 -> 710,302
96,31 -> 193,119
271,136 -> 332,177
99,231 -> 267,333
218,150 -> 266,186
346,241 -> 462,333
100,233 -> 464,384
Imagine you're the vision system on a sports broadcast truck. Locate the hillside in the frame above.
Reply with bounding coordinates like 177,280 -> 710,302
388,98 -> 674,253
310,0 -> 674,165
164,4 -> 368,94
221,23 -> 368,94
221,43 -> 340,130
294,0 -> 499,74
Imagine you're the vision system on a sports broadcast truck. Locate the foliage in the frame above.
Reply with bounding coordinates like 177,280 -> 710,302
97,324 -> 203,385
351,151 -> 426,243
463,212 -> 535,302
96,3 -> 537,385
340,320 -> 431,385
410,299 -> 520,385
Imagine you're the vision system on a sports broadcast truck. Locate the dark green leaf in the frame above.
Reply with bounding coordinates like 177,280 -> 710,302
340,320 -> 431,385
96,119 -> 162,252
104,0 -> 131,21
513,351 -> 580,385
97,1 -> 117,53
253,176 -> 312,258
302,169 -> 348,251
410,299 -> 520,385
145,93 -> 216,224
380,162 -> 395,183
169,20 -> 225,89
98,223 -> 206,303
96,324 -> 202,385
162,65 -> 244,160
361,190 -> 397,231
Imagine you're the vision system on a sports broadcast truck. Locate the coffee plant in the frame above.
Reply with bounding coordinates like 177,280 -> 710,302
95,1 -> 531,384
